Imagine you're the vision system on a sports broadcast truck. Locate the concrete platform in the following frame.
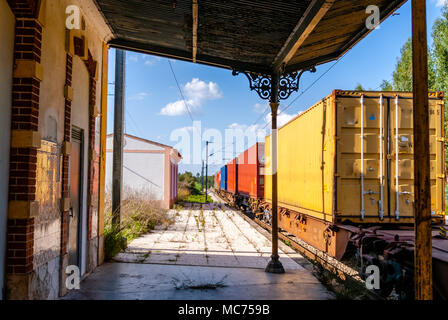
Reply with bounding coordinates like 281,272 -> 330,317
62,262 -> 333,300
113,203 -> 304,270
63,202 -> 333,300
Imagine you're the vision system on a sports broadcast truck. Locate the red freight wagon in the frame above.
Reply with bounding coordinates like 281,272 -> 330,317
214,171 -> 221,189
227,158 -> 237,194
237,143 -> 264,198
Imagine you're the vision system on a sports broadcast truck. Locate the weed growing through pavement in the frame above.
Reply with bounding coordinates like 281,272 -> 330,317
171,273 -> 229,290
104,187 -> 173,260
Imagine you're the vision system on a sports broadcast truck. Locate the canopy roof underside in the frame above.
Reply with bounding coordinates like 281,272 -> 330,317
94,0 -> 406,75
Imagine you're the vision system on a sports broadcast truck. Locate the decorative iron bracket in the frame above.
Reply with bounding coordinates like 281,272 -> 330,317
232,66 -> 316,101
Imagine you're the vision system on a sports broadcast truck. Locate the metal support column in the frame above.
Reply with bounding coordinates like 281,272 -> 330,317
112,49 -> 126,228
265,72 -> 285,274
412,0 -> 432,300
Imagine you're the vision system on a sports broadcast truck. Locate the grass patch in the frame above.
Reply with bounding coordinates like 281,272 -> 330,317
177,172 -> 214,203
184,194 -> 213,203
104,188 -> 173,260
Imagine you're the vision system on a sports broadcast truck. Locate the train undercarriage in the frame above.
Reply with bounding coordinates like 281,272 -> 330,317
214,188 -> 448,300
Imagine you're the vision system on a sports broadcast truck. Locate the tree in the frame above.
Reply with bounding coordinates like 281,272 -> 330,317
355,83 -> 364,91
392,38 -> 414,91
432,5 -> 448,177
380,80 -> 393,91
382,38 -> 437,91
432,5 -> 448,93
379,7 -> 448,172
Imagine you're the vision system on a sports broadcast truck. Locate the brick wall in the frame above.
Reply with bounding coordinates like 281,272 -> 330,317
85,52 -> 98,241
60,53 -> 73,256
6,0 -> 40,18
6,218 -> 34,274
7,17 -> 43,276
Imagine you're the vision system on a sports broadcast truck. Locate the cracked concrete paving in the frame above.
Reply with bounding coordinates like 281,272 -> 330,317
63,201 -> 334,300
114,203 -> 303,269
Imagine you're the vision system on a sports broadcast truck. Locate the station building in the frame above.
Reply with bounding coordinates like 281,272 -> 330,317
105,134 -> 182,210
0,0 -> 113,299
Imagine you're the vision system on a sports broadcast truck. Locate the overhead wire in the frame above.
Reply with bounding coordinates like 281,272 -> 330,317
167,59 -> 195,122
261,51 -> 350,130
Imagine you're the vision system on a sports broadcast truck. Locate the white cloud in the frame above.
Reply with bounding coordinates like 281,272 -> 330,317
270,111 -> 300,128
129,92 -> 148,101
227,110 -> 300,141
253,102 -> 269,114
436,0 -> 448,7
184,78 -> 222,104
160,78 -> 223,116
160,99 -> 196,116
128,53 -> 161,65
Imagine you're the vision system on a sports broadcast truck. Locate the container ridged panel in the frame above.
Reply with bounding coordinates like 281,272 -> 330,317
265,90 -> 444,225
237,143 -> 261,198
336,92 -> 444,223
265,97 -> 335,222
227,159 -> 237,194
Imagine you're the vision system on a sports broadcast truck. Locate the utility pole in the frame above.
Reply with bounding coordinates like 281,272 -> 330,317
112,49 -> 126,228
205,141 -> 212,203
201,160 -> 204,193
412,0 -> 432,300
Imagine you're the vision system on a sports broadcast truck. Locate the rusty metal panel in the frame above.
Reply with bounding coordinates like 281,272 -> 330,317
34,140 -> 61,267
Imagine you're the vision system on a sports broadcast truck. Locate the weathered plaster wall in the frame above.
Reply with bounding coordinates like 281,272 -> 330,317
0,0 -> 15,300
4,0 -> 111,300
39,0 -> 66,145
105,136 -> 166,201
39,0 -> 104,144
31,0 -> 107,294
33,140 -> 61,299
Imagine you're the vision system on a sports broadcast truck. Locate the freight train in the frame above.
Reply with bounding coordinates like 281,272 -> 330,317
214,90 -> 448,299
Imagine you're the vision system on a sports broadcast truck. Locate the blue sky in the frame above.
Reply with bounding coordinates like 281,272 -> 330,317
107,0 -> 447,175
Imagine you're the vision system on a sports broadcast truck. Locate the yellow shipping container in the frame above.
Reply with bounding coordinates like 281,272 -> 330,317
265,90 -> 445,225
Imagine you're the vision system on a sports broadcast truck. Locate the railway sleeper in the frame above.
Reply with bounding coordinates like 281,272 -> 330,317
215,189 -> 448,300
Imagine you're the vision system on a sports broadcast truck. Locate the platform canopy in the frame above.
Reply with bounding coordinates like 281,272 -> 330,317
94,0 -> 406,75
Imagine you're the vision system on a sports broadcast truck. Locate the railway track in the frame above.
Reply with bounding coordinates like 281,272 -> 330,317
211,190 -> 384,300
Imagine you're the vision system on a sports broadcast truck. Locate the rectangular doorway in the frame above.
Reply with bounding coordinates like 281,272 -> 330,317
69,127 -> 84,268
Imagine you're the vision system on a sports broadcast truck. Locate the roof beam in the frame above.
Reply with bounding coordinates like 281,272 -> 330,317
272,0 -> 334,72
283,51 -> 340,74
192,0 -> 198,63
109,39 -> 273,75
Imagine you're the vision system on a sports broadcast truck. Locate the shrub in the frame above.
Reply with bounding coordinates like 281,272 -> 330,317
104,187 -> 173,260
